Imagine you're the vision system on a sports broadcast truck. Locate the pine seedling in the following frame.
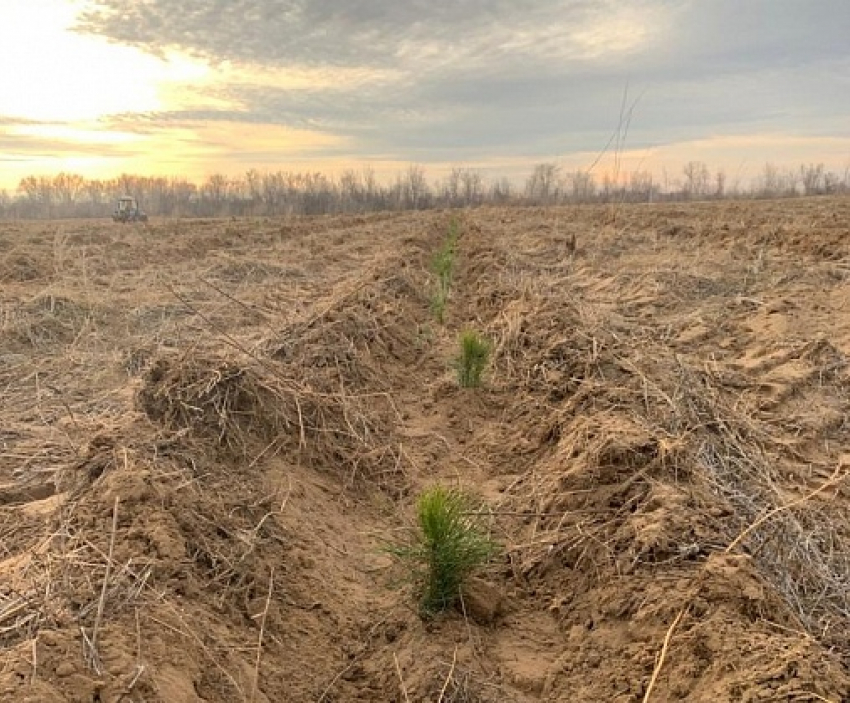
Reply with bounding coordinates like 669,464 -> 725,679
455,330 -> 490,388
390,486 -> 494,615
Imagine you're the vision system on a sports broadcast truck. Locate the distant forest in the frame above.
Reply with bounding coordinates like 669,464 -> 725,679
1,161 -> 847,220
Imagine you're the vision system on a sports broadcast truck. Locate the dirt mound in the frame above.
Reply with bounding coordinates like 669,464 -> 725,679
0,423 -> 294,702
489,291 -> 606,400
0,349 -> 405,701
0,249 -> 50,283
272,270 -> 429,388
452,211 -> 850,700
137,355 -> 288,455
205,258 -> 299,284
7,293 -> 98,349
269,235 -> 435,394
137,352 -> 407,493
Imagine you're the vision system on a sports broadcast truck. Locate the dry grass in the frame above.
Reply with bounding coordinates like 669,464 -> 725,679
473,217 -> 850,654
1,202 -> 849,701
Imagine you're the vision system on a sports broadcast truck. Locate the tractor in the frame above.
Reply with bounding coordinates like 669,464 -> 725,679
112,196 -> 148,223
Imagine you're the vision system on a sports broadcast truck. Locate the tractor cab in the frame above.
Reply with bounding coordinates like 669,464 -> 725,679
113,196 -> 148,223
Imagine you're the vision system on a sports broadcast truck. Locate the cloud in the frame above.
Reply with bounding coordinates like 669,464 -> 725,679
3,0 -> 837,181
0,121 -> 145,159
73,0 -> 668,159
77,1 -> 653,68
76,1 -> 850,77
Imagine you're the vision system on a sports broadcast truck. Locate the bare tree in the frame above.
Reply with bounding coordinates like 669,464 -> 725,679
525,163 -> 561,204
758,162 -> 790,198
800,163 -> 825,196
443,168 -> 463,207
243,169 -> 262,215
261,172 -> 285,216
361,167 -> 379,208
564,170 -> 596,202
682,161 -> 710,199
338,169 -> 362,212
714,169 -> 727,199
459,168 -> 483,207
489,177 -> 514,203
117,173 -> 137,196
400,164 -> 430,210
169,178 -> 198,217
53,172 -> 85,212
628,171 -> 654,202
201,173 -> 230,216
17,176 -> 55,218
824,171 -> 841,195
144,177 -> 171,216
84,179 -> 108,216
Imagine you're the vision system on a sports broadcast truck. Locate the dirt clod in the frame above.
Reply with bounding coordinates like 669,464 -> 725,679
461,577 -> 504,624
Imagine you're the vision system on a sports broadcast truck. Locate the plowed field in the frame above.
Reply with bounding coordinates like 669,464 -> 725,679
1,198 -> 849,702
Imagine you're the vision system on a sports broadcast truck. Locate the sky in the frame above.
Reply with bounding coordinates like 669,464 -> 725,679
1,0 -> 849,190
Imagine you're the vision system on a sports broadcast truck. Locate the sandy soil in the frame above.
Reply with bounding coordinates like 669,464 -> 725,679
1,198 -> 849,702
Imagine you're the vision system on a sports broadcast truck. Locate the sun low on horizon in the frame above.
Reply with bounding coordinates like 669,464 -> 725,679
0,0 -> 367,191
0,0 -> 229,187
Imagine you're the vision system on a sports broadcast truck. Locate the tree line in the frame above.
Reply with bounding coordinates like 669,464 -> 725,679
1,161 -> 847,220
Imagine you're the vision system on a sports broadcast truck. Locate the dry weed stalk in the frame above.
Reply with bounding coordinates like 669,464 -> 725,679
437,646 -> 459,703
725,463 -> 848,554
88,495 -> 119,671
642,606 -> 689,703
393,652 -> 412,703
250,567 -> 274,703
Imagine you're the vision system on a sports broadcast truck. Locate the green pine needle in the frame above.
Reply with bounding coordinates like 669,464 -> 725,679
389,486 -> 494,616
455,331 -> 491,388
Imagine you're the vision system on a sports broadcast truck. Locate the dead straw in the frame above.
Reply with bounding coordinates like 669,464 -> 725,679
250,567 -> 274,703
642,606 -> 688,703
89,495 -> 119,671
725,463 -> 848,554
393,652 -> 412,703
437,645 -> 459,703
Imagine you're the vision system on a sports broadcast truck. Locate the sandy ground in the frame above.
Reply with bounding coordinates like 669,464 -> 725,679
1,198 -> 849,702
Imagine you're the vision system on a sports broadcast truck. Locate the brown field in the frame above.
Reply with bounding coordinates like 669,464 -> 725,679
1,198 -> 849,702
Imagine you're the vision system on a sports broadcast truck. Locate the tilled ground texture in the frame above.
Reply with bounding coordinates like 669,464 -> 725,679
1,199 -> 849,702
